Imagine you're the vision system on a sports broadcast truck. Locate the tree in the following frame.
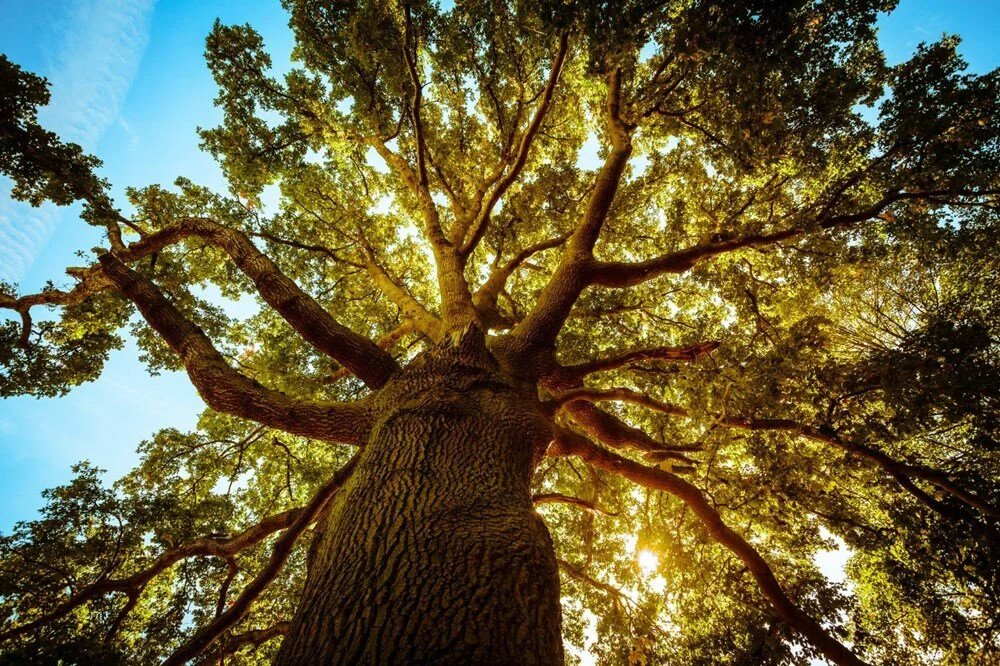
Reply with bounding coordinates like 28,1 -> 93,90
1,0 -> 998,663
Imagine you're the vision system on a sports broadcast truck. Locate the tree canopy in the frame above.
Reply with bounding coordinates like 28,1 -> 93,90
1,0 -> 999,663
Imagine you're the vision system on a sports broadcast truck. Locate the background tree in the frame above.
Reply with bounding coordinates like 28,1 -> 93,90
1,0 -> 999,663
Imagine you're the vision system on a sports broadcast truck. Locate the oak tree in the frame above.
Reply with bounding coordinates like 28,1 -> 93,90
2,0 -> 999,663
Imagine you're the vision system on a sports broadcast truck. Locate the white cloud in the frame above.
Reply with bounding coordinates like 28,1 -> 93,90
0,0 -> 156,283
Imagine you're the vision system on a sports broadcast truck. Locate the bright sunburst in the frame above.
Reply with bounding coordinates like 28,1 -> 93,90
636,549 -> 659,577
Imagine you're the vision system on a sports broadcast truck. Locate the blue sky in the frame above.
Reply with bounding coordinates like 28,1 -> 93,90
0,0 -> 998,531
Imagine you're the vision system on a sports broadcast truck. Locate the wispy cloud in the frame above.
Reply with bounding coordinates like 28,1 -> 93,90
0,0 -> 156,284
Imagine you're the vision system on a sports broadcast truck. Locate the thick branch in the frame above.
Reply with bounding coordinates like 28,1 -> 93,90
367,134 -> 476,328
253,229 -> 443,341
362,248 -> 443,340
363,135 -> 474,326
507,70 -> 633,350
98,254 -> 370,443
551,429 -> 867,666
174,219 -> 397,388
386,6 -> 473,332
562,397 -> 697,463
548,386 -> 688,417
164,454 -> 359,665
2,218 -> 399,388
580,390 -> 999,521
472,234 -> 568,325
324,321 -> 417,384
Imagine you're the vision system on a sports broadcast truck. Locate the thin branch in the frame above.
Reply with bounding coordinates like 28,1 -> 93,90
472,234 -> 568,324
215,560 -> 238,618
402,2 -> 429,188
428,148 -> 465,219
551,428 -> 867,666
255,226 -> 443,340
103,588 -> 141,645
555,556 -> 665,637
716,417 -> 999,521
203,622 -> 291,664
533,493 -> 618,516
361,246 -> 444,340
556,557 -> 631,604
579,389 -> 999,521
163,454 -> 359,665
564,340 -> 720,378
588,189 -> 997,289
459,32 -> 570,255
251,230 -> 364,269
0,506 -> 306,643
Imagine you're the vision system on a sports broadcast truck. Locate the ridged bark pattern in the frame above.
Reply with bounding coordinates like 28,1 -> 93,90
276,335 -> 563,664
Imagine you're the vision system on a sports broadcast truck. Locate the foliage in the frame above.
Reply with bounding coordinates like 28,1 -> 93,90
1,0 -> 998,663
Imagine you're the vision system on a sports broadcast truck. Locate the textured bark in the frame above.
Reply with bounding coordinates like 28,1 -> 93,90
98,254 -> 371,444
276,331 -> 564,665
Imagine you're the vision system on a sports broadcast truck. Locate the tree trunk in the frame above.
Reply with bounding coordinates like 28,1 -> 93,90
275,333 -> 564,664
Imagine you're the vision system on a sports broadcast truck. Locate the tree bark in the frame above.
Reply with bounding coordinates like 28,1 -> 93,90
276,334 -> 564,664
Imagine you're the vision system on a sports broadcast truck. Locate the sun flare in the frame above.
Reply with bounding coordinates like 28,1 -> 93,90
636,549 -> 660,577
